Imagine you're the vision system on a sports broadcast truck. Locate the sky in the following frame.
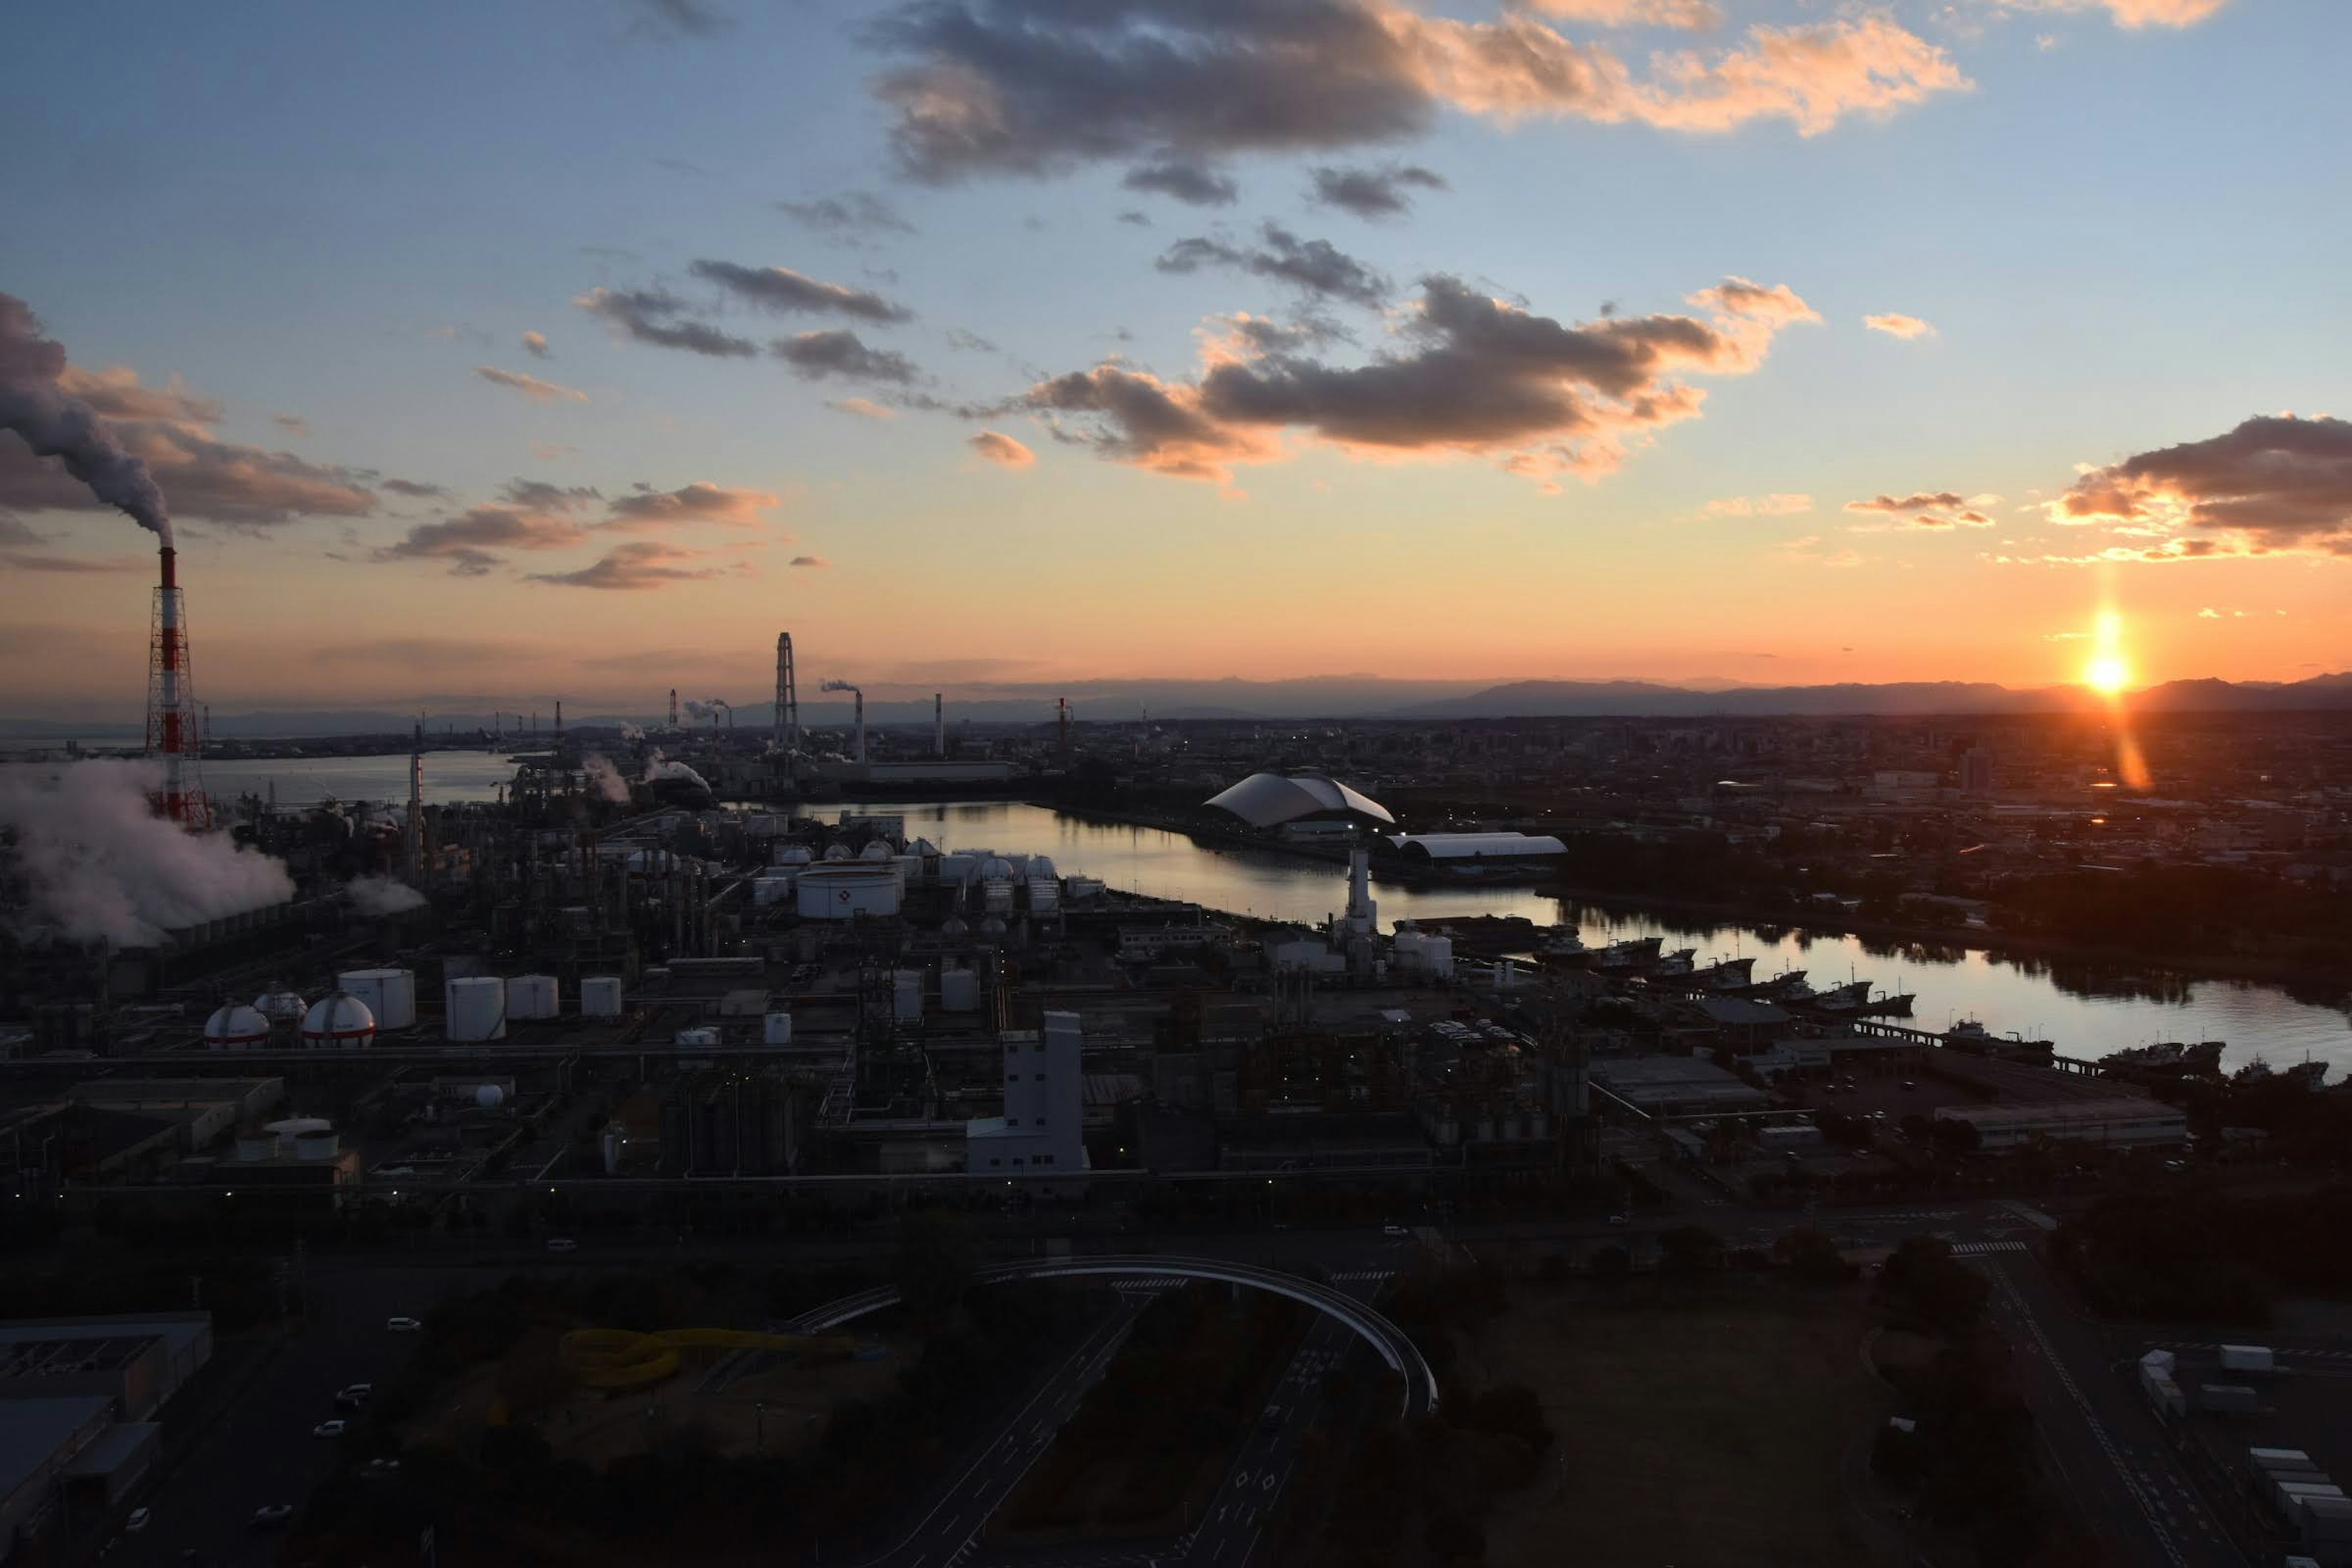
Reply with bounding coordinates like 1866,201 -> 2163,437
0,0 -> 2346,721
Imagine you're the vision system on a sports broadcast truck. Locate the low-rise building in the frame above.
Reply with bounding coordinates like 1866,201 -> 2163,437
1933,1098 -> 2188,1150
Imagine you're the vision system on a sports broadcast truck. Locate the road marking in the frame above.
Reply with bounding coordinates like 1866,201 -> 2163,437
1982,1262 -> 2187,1568
1949,1240 -> 2029,1256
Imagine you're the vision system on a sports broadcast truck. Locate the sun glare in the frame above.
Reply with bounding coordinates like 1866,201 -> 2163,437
2085,655 -> 2129,694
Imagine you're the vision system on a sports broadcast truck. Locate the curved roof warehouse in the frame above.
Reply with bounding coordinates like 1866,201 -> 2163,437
1202,772 -> 1395,829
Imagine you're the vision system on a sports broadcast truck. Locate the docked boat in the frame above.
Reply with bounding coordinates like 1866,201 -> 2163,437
1592,935 -> 1665,970
2100,1039 -> 2226,1077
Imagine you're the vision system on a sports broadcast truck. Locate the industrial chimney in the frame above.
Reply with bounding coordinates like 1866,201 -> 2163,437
145,545 -> 211,829
821,680 -> 864,764
774,633 -> 799,753
934,693 -> 944,758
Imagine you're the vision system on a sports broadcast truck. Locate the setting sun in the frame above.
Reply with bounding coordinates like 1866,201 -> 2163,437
2085,655 -> 2130,694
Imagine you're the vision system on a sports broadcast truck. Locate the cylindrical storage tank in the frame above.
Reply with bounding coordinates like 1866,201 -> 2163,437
983,880 -> 1015,917
235,1129 -> 274,1162
203,1003 -> 271,1050
294,1129 -> 341,1161
1424,936 -> 1454,981
505,974 -> 559,1020
1392,930 -> 1426,971
301,992 -> 375,1048
445,976 -> 507,1041
858,841 -> 891,862
1027,876 -> 1059,913
892,970 -> 922,1023
763,1011 -> 794,1046
338,968 -> 418,1031
1027,856 -> 1057,882
795,864 -> 902,920
579,976 -> 625,1018
940,968 -> 979,1012
774,845 -> 814,867
600,1126 -> 624,1174
675,1027 -> 720,1048
822,843 -> 851,861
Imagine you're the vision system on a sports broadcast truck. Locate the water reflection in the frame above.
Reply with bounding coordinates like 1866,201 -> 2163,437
840,801 -> 2352,1077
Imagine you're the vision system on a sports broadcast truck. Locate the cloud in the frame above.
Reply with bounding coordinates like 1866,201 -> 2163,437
381,478 -> 446,499
1009,271 -> 1814,485
1306,162 -> 1450,217
1525,0 -> 1722,24
627,0 -> 732,39
522,331 -> 551,359
1997,0 -> 2230,28
864,1 -> 1968,182
272,413 -> 310,435
1864,312 -> 1935,339
1705,492 -> 1812,516
605,481 -> 777,528
1847,491 -> 1966,513
1156,224 -> 1390,309
970,430 -> 1037,469
575,285 -> 757,358
688,260 -> 913,323
2052,415 -> 2352,557
475,365 -> 590,404
1117,209 -> 1153,227
771,330 -> 921,384
529,539 -> 723,590
2197,606 -> 2220,619
0,547 -> 143,573
945,328 -> 998,353
776,191 -> 917,236
1121,158 -> 1241,207
790,554 -> 830,567
532,442 -> 576,461
831,396 -> 897,420
373,480 -> 599,575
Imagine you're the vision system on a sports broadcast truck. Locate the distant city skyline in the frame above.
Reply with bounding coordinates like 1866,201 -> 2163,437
1,0 -> 2346,720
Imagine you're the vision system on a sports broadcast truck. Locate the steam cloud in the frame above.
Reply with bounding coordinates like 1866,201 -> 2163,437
642,750 -> 710,790
582,753 -> 634,803
0,293 -> 173,544
0,760 -> 295,946
345,875 -> 428,915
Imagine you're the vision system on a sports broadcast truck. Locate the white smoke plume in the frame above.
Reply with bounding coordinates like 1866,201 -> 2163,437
0,293 -> 173,543
617,722 -> 644,743
682,698 -> 729,723
0,759 -> 293,945
581,752 -> 633,804
641,750 -> 709,790
345,875 -> 428,915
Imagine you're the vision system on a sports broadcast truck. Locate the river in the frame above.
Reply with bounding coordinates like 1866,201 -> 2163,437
37,752 -> 2342,1076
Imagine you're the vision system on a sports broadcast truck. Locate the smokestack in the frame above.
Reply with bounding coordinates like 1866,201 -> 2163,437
554,700 -> 562,742
144,545 -> 209,829
669,688 -> 679,730
406,719 -> 423,878
774,633 -> 799,755
934,693 -> 944,758
1058,696 -> 1070,766
821,680 -> 864,764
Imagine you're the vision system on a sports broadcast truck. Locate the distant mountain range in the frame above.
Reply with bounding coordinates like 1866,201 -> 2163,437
7,671 -> 2348,741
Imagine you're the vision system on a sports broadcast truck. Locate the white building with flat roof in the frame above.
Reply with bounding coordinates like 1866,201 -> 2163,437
1934,1099 -> 2188,1150
968,1011 -> 1087,1184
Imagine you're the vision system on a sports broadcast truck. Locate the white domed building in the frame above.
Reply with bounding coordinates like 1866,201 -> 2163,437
203,1003 -> 271,1050
300,991 -> 376,1049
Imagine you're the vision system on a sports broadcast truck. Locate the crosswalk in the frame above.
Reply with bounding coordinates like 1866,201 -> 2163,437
1330,1269 -> 1394,1283
1948,1240 -> 2030,1256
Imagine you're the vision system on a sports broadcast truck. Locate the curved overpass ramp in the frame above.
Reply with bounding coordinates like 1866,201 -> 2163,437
782,1254 -> 1437,1417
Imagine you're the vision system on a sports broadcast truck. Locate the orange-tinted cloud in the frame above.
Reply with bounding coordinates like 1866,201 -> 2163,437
970,431 -> 1036,469
2052,415 -> 2352,557
605,481 -> 778,528
475,366 -> 589,403
1864,312 -> 1934,339
528,540 -> 724,590
1706,493 -> 1812,516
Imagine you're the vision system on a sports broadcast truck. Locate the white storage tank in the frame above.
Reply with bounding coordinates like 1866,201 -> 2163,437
1027,876 -> 1060,914
506,974 -> 559,1020
763,1011 -> 794,1046
940,968 -> 979,1012
301,992 -> 375,1048
293,1128 -> 342,1161
1392,929 -> 1427,970
773,845 -> 814,867
1423,935 -> 1455,981
579,976 -> 625,1018
203,1003 -> 271,1050
982,879 -> 1015,917
252,988 -> 307,1028
338,968 -> 418,1031
892,970 -> 923,1023
858,841 -> 891,862
796,864 -> 902,919
446,976 -> 507,1041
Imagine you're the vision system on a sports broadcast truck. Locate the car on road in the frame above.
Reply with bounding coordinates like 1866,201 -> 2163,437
250,1504 -> 295,1529
546,1237 -> 578,1253
1261,1404 -> 1286,1433
361,1458 -> 402,1480
1607,1214 -> 1627,1225
386,1316 -> 422,1332
313,1419 -> 347,1439
1381,1224 -> 1408,1237
125,1508 -> 151,1534
334,1387 -> 370,1411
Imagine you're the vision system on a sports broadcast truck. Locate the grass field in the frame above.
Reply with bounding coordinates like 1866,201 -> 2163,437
1458,1281 -> 1891,1568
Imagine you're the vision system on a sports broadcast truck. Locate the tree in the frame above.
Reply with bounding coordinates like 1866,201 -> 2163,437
1929,1118 -> 1981,1158
1659,1224 -> 1725,1276
1774,1226 -> 1855,1283
1878,1235 -> 1991,1336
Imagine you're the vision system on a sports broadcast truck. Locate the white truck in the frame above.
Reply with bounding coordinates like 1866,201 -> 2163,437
2218,1343 -> 2277,1375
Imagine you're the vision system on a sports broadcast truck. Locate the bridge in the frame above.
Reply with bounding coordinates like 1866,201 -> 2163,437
781,1253 -> 1439,1417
